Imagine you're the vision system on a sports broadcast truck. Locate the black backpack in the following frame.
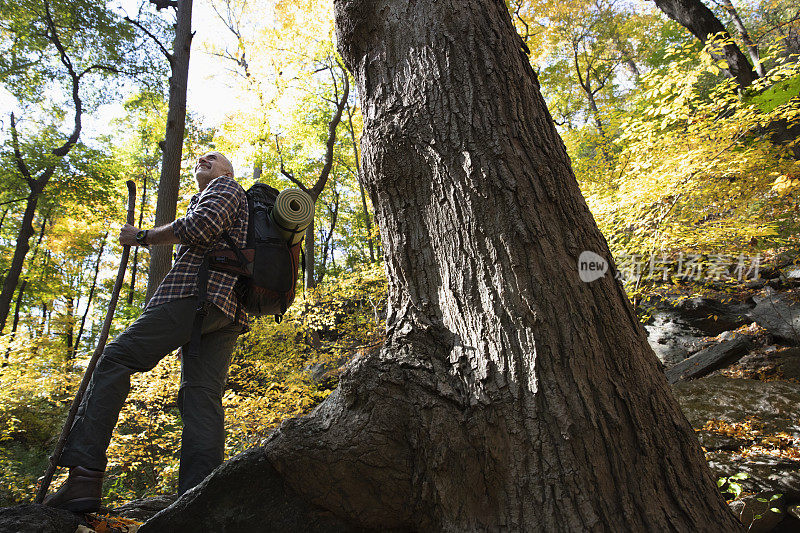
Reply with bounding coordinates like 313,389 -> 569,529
212,182 -> 304,318
186,183 -> 304,358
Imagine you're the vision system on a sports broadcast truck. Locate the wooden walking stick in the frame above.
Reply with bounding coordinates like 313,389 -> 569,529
35,179 -> 136,504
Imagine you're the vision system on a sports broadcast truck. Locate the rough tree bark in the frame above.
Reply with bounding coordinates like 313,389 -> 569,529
653,0 -> 757,88
142,1 -> 741,531
145,0 -> 193,303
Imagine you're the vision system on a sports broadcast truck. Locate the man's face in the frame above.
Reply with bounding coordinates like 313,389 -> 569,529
194,151 -> 233,183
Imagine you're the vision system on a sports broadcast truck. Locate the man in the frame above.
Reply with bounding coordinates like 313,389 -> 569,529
44,151 -> 249,512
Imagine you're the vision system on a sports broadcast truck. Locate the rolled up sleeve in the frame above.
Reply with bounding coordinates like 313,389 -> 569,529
172,177 -> 242,246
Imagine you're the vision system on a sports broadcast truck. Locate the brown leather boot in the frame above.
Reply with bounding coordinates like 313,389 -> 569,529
43,466 -> 103,513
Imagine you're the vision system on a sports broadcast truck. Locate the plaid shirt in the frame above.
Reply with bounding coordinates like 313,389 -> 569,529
147,176 -> 249,326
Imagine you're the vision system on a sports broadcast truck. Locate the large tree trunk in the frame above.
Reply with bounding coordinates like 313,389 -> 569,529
141,1 -> 741,530
146,0 -> 193,303
653,0 -> 757,88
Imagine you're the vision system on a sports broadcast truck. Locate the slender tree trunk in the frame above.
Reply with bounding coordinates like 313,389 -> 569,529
64,296 -> 75,360
304,220 -> 315,289
0,0 -> 86,331
141,1 -> 741,530
0,194 -> 39,334
2,279 -> 27,367
0,207 -> 8,234
281,62 -> 349,291
316,192 -> 339,285
624,57 -> 640,80
129,176 -> 148,305
74,231 -> 108,356
572,47 -> 611,161
586,88 -> 607,138
719,0 -> 765,77
3,213 -> 47,365
653,0 -> 757,87
346,101 -> 376,263
146,0 -> 194,303
38,302 -> 47,337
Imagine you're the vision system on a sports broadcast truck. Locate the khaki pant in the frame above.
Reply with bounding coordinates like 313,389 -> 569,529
59,296 -> 242,494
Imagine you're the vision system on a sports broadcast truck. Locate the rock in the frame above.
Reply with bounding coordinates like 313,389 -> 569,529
748,292 -> 800,344
788,504 -> 800,521
761,266 -> 782,280
644,312 -> 710,366
783,268 -> 800,281
707,453 -> 800,500
769,279 -> 787,290
0,504 -> 82,533
673,376 -> 800,439
644,294 -> 756,365
694,431 -> 753,452
665,335 -> 754,384
669,297 -> 753,336
724,347 -> 800,381
773,513 -> 800,533
729,492 -> 785,533
111,494 -> 177,521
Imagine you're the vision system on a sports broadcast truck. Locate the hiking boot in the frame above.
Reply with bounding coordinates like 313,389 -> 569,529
43,466 -> 103,513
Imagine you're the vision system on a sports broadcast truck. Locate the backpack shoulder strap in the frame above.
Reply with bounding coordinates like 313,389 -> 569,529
186,256 -> 210,359
221,230 -> 250,267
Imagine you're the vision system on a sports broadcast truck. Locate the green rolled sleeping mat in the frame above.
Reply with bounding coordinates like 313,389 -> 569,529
272,188 -> 314,245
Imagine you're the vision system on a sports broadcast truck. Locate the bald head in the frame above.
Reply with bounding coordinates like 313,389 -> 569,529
194,151 -> 235,191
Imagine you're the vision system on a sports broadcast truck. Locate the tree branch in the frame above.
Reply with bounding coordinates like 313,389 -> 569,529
9,113 -> 34,187
275,135 -> 311,194
79,64 -> 121,78
0,196 -> 32,207
150,0 -> 178,10
310,61 -> 349,199
124,16 -> 173,64
43,0 -> 82,159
